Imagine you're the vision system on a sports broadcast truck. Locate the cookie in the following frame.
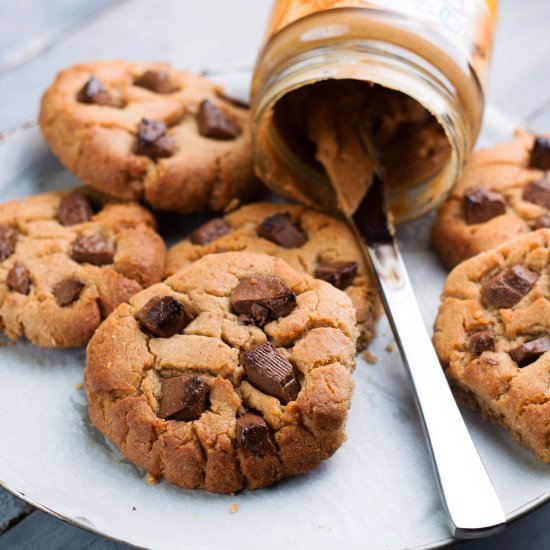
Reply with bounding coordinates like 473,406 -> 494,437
433,229 -> 550,462
39,61 -> 261,213
85,251 -> 357,493
0,189 -> 166,348
165,202 -> 380,350
431,130 -> 550,269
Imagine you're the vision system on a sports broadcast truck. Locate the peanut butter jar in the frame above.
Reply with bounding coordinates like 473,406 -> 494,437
251,0 -> 497,222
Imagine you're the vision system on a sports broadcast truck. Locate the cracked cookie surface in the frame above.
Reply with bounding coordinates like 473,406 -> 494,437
85,252 -> 357,493
432,131 -> 550,269
433,229 -> 550,462
0,188 -> 166,348
39,60 -> 260,213
166,202 -> 380,350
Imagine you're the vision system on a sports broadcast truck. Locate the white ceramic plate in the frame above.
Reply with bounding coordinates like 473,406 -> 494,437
0,74 -> 548,550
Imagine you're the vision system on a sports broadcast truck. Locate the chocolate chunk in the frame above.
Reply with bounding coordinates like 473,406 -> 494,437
215,90 -> 250,110
314,261 -> 358,290
77,77 -> 119,107
136,295 -> 193,337
522,175 -> 550,208
6,262 -> 30,295
243,342 -> 300,404
190,218 -> 231,245
529,136 -> 550,170
72,235 -> 115,266
468,330 -> 496,354
230,275 -> 296,327
58,191 -> 94,226
134,70 -> 178,94
158,376 -> 209,421
0,224 -> 17,261
463,186 -> 506,224
197,100 -> 240,140
534,212 -> 550,229
257,213 -> 307,248
482,265 -> 539,309
135,118 -> 175,158
509,334 -> 550,367
53,278 -> 85,307
237,412 -> 275,455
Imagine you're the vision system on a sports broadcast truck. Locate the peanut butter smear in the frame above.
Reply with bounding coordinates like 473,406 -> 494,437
273,80 -> 451,215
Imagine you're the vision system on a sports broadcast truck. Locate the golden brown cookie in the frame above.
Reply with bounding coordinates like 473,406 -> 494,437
165,202 -> 380,350
39,61 -> 261,213
85,251 -> 357,493
433,229 -> 550,463
0,188 -> 166,348
432,130 -> 550,269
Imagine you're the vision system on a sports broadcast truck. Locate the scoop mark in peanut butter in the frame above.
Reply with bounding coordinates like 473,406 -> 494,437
481,265 -> 539,309
237,412 -> 275,455
134,70 -> 179,94
243,342 -> 299,404
135,118 -> 175,158
158,376 -> 209,421
463,186 -> 506,224
136,295 -> 193,338
230,275 -> 296,327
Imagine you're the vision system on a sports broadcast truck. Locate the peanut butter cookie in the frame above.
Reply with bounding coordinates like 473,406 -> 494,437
433,229 -> 550,463
85,252 -> 357,493
0,188 -> 166,348
40,61 -> 260,213
165,202 -> 380,350
432,130 -> 550,268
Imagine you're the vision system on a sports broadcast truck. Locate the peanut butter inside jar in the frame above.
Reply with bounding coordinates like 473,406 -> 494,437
251,2 -> 497,222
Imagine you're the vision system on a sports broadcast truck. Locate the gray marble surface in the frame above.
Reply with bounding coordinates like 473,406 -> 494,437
0,0 -> 549,548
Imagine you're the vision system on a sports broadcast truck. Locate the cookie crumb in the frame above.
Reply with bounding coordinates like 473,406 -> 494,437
75,382 -> 84,390
132,506 -> 136,511
385,343 -> 394,353
146,473 -> 159,486
363,350 -> 378,364
224,198 -> 241,213
230,503 -> 239,513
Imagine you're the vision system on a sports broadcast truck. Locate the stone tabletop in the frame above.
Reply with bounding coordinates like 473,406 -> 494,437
0,1 -> 549,549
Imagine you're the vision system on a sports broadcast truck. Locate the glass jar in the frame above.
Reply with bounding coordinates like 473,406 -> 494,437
251,1 -> 498,222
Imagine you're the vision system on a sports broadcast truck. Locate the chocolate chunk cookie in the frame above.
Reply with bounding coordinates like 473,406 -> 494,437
432,130 -> 550,268
85,252 -> 357,493
39,61 -> 261,213
433,229 -> 550,463
0,189 -> 166,348
165,202 -> 380,350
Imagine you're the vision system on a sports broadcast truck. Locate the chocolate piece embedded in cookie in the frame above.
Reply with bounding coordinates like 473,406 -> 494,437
314,261 -> 358,290
237,412 -> 275,455
243,342 -> 300,404
72,235 -> 115,266
6,262 -> 30,295
158,376 -> 209,421
509,334 -> 550,367
230,275 -> 296,326
534,213 -> 550,229
468,330 -> 495,354
481,265 -> 539,309
136,295 -> 193,337
77,77 -> 119,107
529,136 -> 550,170
257,213 -> 307,248
190,218 -> 231,245
0,224 -> 17,261
53,278 -> 85,307
134,70 -> 178,94
58,191 -> 94,226
523,175 -> 550,208
135,118 -> 175,158
198,100 -> 240,140
463,186 -> 506,224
